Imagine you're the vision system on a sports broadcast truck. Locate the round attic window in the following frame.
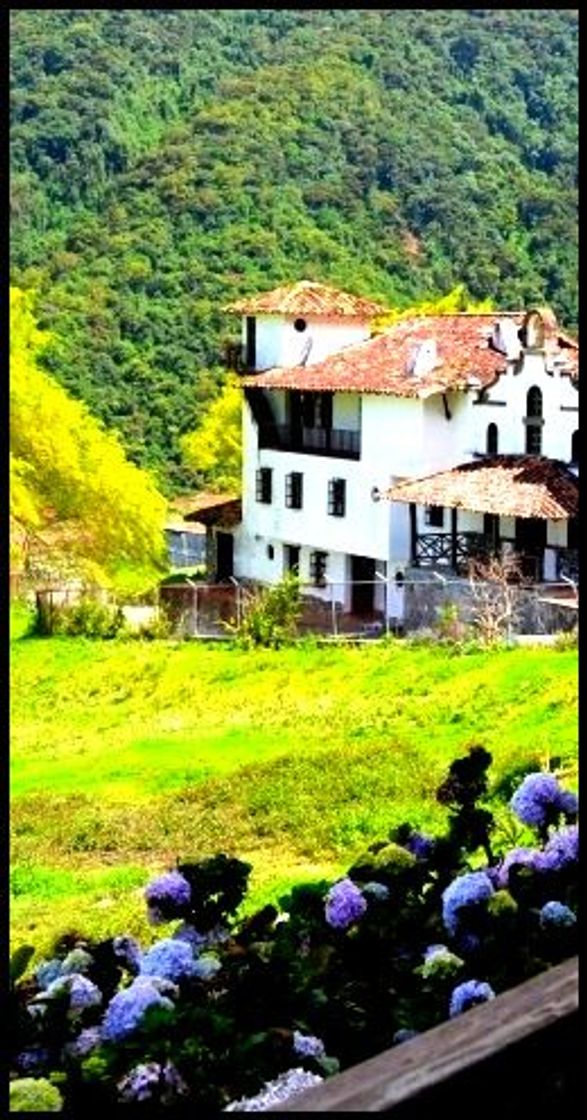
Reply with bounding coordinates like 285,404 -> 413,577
294,317 -> 307,332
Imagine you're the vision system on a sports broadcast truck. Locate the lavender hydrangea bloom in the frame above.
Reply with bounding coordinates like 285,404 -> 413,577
224,1068 -> 323,1111
293,1031 -> 326,1059
117,1060 -> 189,1105
63,1026 -> 102,1060
35,959 -> 63,989
496,847 -> 543,889
113,935 -> 142,974
139,938 -> 196,983
424,944 -> 450,962
101,978 -> 174,1043
325,879 -> 367,930
442,871 -> 494,936
449,980 -> 496,1017
540,825 -> 579,872
539,901 -> 577,927
171,922 -> 207,951
15,1047 -> 50,1075
559,790 -> 578,817
144,870 -> 191,923
510,772 -> 567,829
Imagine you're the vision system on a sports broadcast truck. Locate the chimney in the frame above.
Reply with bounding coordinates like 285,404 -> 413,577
491,318 -> 521,360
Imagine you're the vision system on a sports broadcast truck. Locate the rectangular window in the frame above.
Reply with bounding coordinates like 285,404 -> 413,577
285,471 -> 303,509
310,550 -> 328,587
328,478 -> 346,517
255,467 -> 272,504
284,544 -> 300,574
425,505 -> 444,528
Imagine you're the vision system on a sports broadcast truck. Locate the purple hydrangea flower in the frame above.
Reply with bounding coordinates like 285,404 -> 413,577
101,977 -> 174,1043
171,922 -> 207,951
139,938 -> 196,983
15,1047 -> 50,1075
63,1026 -> 102,1061
510,773 -> 568,829
540,825 -> 579,872
144,870 -> 191,922
449,980 -> 496,1017
539,901 -> 576,927
117,1060 -> 189,1105
559,790 -> 578,817
496,847 -> 543,889
293,1031 -> 326,1059
442,871 -> 494,936
325,879 -> 367,930
113,935 -> 142,974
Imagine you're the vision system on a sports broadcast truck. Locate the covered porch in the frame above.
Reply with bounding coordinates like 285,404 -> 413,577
386,455 -> 578,584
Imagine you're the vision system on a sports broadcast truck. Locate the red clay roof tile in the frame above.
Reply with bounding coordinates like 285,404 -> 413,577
385,455 -> 578,520
224,279 -> 388,319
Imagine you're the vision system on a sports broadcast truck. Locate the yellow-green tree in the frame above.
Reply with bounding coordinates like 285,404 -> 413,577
10,287 -> 168,588
372,285 -> 493,332
181,375 -> 242,493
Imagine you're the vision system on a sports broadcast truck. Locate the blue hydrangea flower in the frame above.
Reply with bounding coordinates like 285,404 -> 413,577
496,847 -> 543,889
117,1060 -> 189,1105
144,870 -> 191,922
540,825 -> 579,872
192,954 -> 221,981
442,871 -> 494,936
101,978 -> 174,1043
113,935 -> 142,974
424,944 -> 450,962
362,881 -> 390,901
61,948 -> 93,976
449,980 -> 496,1017
539,901 -> 576,927
139,938 -> 196,983
35,959 -> 63,989
405,832 -> 434,860
43,973 -> 102,1014
224,1068 -> 323,1111
559,790 -> 578,817
510,772 -> 567,829
393,1028 -> 419,1044
171,922 -> 207,951
293,1030 -> 326,1059
15,1047 -> 50,1075
325,879 -> 367,930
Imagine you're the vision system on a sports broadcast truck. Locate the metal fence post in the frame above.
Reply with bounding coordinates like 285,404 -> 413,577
330,582 -> 338,637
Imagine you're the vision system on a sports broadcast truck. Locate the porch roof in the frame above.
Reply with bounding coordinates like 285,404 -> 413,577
184,494 -> 242,528
385,455 -> 578,521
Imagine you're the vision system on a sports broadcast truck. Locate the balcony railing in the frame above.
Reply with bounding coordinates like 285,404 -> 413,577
258,423 -> 361,460
415,531 -> 488,569
557,548 -> 579,584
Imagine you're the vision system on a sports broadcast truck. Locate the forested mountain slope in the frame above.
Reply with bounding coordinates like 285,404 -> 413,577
10,9 -> 578,491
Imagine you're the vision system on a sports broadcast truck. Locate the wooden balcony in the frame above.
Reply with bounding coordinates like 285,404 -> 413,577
414,530 -> 489,571
258,423 -> 361,460
276,956 -> 578,1114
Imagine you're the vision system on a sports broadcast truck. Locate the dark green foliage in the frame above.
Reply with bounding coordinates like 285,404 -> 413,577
10,10 -> 577,491
35,598 -> 125,639
176,853 -> 252,932
229,573 -> 302,648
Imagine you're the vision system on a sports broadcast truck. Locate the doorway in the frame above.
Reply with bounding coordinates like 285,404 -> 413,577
216,532 -> 234,581
350,555 -> 376,614
515,518 -> 546,580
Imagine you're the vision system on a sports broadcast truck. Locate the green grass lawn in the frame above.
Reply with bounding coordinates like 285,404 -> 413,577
10,611 -> 577,958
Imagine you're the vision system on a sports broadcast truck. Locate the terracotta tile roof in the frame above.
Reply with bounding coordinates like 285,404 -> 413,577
385,455 -> 578,520
184,495 -> 242,527
241,312 -> 578,397
224,280 -> 388,319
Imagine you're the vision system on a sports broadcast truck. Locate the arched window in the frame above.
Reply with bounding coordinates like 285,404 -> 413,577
486,423 -> 498,454
525,387 -> 543,454
571,430 -> 579,464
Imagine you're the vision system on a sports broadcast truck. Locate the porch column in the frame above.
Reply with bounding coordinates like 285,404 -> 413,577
450,507 -> 458,570
409,503 -> 418,565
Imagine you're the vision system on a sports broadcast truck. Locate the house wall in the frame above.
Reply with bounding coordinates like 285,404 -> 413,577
467,357 -> 578,460
242,314 -> 369,371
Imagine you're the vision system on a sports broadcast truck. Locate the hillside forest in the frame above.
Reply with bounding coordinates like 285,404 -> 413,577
10,8 -> 578,493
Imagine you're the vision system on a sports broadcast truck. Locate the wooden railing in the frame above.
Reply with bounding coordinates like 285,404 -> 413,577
276,956 -> 578,1113
259,423 -> 361,459
557,548 -> 579,584
415,531 -> 488,567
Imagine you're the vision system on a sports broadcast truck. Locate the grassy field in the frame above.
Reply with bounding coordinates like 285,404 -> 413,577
11,606 -> 577,957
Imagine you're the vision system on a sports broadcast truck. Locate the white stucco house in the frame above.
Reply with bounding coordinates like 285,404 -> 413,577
187,280 -> 578,625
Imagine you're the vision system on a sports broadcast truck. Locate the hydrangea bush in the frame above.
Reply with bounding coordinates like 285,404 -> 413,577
9,751 -> 577,1111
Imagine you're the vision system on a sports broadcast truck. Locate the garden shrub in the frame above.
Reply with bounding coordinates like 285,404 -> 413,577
227,573 -> 302,648
9,749 -> 578,1111
36,597 -> 125,639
